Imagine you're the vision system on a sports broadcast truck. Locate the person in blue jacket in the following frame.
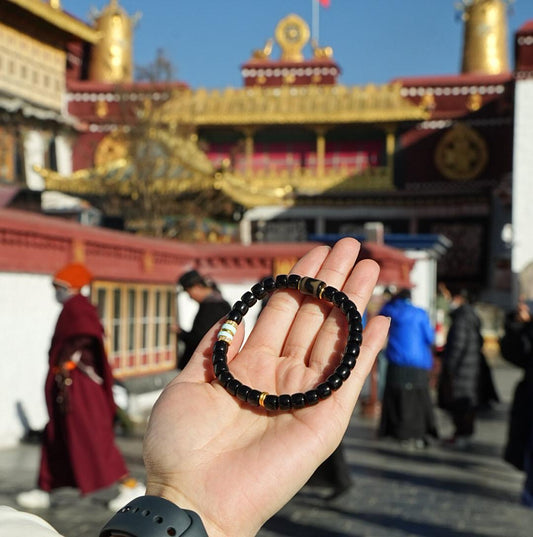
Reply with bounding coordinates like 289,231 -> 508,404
378,288 -> 438,448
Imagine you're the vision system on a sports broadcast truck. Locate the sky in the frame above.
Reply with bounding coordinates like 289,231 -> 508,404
63,0 -> 532,89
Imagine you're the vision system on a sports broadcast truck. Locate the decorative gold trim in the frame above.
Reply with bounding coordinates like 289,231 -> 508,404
466,93 -> 482,112
72,239 -> 85,263
217,166 -> 393,208
6,0 -> 100,43
154,83 -> 429,127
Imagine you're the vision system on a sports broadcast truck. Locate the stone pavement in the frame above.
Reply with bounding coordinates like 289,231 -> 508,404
2,363 -> 533,537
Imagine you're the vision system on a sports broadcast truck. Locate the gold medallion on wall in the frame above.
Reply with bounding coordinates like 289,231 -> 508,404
94,131 -> 129,166
434,122 -> 488,181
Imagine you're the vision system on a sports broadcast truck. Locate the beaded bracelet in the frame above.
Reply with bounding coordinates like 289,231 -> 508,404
211,274 -> 363,411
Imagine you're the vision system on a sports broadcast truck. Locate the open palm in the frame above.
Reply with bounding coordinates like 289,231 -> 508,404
143,238 -> 390,537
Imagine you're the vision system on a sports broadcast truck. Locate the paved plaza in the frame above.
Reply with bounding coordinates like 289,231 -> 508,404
2,363 -> 533,537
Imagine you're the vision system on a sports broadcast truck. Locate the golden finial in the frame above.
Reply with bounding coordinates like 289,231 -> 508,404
457,0 -> 512,74
88,0 -> 135,82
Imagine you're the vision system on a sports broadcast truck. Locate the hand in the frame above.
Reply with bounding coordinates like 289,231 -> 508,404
143,238 -> 390,537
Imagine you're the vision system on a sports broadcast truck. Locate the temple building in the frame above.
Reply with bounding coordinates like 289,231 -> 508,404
0,0 -> 98,206
24,0 -> 529,306
1,0 -> 531,446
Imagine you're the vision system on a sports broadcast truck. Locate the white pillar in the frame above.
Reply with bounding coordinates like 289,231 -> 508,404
55,133 -> 73,176
512,79 -> 533,298
24,130 -> 46,191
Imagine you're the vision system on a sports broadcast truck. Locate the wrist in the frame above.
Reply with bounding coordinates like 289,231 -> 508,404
101,495 -> 208,537
145,486 -> 220,537
144,485 -> 254,537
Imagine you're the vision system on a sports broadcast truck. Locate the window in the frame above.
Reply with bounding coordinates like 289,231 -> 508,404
127,289 -> 135,351
97,288 -> 107,319
141,289 -> 149,351
154,290 -> 161,348
165,290 -> 173,346
112,288 -> 121,353
93,281 -> 176,378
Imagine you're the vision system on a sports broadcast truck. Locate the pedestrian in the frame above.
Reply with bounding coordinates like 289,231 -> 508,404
438,287 -> 483,448
16,262 -> 144,511
175,269 -> 231,370
5,238 -> 391,537
499,297 -> 533,507
306,443 -> 353,501
378,288 -> 438,449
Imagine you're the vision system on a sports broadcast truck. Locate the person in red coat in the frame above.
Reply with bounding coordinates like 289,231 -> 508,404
16,263 -> 144,510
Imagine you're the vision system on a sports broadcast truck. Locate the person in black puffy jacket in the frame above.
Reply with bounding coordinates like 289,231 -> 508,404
499,298 -> 533,507
440,288 -> 483,448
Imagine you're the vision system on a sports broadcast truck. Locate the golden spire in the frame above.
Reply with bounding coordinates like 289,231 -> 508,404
88,0 -> 135,82
457,0 -> 511,74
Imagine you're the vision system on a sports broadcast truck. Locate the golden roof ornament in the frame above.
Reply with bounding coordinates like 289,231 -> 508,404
252,38 -> 274,61
456,0 -> 512,74
275,14 -> 310,62
88,0 -> 140,82
311,38 -> 333,59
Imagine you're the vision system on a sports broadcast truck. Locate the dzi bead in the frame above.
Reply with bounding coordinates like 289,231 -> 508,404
298,276 -> 326,298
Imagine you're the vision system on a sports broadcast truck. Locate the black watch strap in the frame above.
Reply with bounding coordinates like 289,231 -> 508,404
100,496 -> 208,537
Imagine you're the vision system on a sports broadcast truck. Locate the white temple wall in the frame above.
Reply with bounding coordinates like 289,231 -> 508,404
512,79 -> 533,292
0,272 -> 59,448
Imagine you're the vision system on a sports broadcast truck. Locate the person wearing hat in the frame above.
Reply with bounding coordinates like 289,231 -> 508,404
176,269 -> 231,370
17,263 -> 144,511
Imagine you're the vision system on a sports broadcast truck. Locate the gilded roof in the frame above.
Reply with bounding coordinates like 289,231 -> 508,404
154,83 -> 429,126
6,0 -> 100,43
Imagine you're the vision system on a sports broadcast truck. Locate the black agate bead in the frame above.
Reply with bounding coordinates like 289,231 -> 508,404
262,276 -> 277,292
291,393 -> 306,409
304,390 -> 320,406
275,274 -> 288,288
241,291 -> 257,308
251,282 -> 267,300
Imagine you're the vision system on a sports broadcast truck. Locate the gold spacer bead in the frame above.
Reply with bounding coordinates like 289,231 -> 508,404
258,391 -> 269,407
318,285 -> 325,300
224,320 -> 239,330
218,335 -> 233,344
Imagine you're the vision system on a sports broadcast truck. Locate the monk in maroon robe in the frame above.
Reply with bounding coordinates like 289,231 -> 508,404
17,263 -> 144,510
38,292 -> 128,494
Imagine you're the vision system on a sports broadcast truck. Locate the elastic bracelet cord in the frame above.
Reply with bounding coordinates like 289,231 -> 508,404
212,274 -> 363,411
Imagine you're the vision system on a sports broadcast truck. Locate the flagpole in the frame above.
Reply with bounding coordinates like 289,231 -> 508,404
312,0 -> 319,45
